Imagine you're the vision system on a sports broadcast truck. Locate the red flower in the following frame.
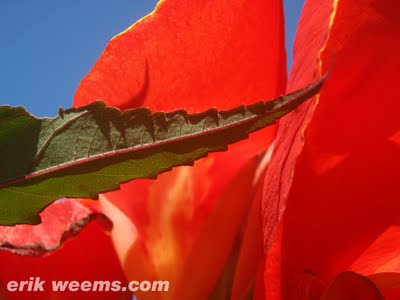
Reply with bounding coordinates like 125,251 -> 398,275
0,0 -> 398,299
1,0 -> 285,299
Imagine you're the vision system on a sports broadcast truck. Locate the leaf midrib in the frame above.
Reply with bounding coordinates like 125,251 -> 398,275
0,104 -> 264,188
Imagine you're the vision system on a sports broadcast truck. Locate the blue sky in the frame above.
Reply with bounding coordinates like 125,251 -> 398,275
0,1 -> 304,117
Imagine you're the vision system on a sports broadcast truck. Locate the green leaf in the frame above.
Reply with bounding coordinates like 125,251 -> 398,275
0,76 -> 325,225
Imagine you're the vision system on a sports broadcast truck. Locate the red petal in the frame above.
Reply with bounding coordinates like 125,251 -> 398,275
262,0 -> 400,297
321,271 -> 383,300
0,209 -> 129,300
173,155 -> 263,299
261,0 -> 335,253
73,0 -> 286,112
0,199 -> 107,255
231,177 -> 264,300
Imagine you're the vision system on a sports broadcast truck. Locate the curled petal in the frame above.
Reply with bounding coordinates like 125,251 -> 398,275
0,204 -> 128,300
0,199 -> 108,255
